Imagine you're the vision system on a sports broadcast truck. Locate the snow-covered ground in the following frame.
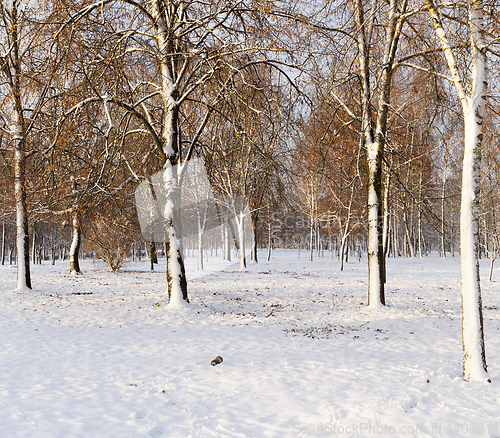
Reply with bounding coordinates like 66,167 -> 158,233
1,250 -> 500,438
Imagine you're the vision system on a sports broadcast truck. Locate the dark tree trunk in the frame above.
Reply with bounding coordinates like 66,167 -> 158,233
9,244 -> 14,265
150,241 -> 158,270
1,222 -> 5,265
251,211 -> 259,263
51,241 -> 56,265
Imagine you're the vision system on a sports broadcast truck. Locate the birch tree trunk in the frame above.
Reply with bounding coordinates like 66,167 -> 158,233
221,218 -> 227,261
418,209 -> 423,259
441,147 -> 449,257
3,0 -> 75,289
461,93 -> 488,381
32,230 -> 36,265
1,222 -> 5,266
251,211 -> 258,263
14,135 -> 31,290
51,237 -> 56,266
3,0 -> 31,290
425,0 -> 489,381
366,137 -> 385,305
382,172 -> 391,264
233,206 -> 246,270
224,213 -> 231,262
353,0 -> 407,307
353,0 -> 380,302
151,0 -> 188,305
9,244 -> 14,265
338,209 -> 352,272
197,205 -> 208,270
393,213 -> 399,257
69,207 -> 82,275
149,241 -> 158,271
418,171 -> 423,258
197,231 -> 204,270
404,209 -> 415,258
267,222 -> 272,261
164,162 -> 188,305
309,216 -> 314,262
340,235 -> 347,271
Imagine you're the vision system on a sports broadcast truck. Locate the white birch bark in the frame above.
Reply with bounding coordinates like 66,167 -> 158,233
394,213 -> 400,256
417,171 -> 423,259
32,231 -> 37,265
68,175 -> 82,274
366,138 -> 384,306
403,209 -> 415,258
162,162 -> 188,306
418,210 -> 423,259
461,103 -> 488,381
69,208 -> 82,275
197,205 -> 208,270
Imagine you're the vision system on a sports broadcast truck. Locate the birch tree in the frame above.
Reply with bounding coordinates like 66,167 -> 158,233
69,0 -> 275,304
0,0 -> 113,288
299,87 -> 367,270
359,0 -> 412,306
312,0 -> 412,305
0,0 -> 35,289
423,0 -> 490,381
204,121 -> 254,270
0,145 -> 14,266
0,0 -> 68,289
38,79 -> 132,274
286,0 -> 420,300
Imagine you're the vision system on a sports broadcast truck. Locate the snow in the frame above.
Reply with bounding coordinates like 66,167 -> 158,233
1,251 -> 500,437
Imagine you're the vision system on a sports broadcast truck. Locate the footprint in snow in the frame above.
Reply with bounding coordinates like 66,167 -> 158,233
163,398 -> 176,406
148,425 -> 164,437
135,409 -> 149,419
